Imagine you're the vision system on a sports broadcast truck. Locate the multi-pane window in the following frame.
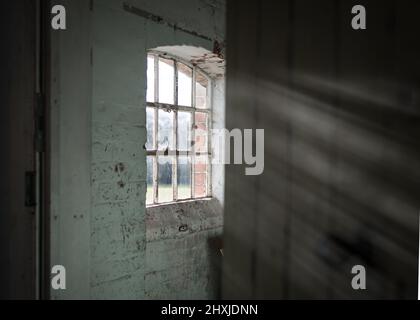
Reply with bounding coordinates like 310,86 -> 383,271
146,53 -> 212,205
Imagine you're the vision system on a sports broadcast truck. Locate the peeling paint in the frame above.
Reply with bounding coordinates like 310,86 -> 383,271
152,45 -> 225,78
123,3 -> 213,41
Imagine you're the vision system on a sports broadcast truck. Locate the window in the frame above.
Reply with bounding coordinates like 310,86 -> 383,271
146,53 -> 212,205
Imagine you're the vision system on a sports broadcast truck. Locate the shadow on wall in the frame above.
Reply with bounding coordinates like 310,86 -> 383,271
227,70 -> 420,298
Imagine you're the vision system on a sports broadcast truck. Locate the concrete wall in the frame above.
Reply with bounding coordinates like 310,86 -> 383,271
51,0 -> 225,299
90,0 -> 147,299
146,199 -> 222,299
223,0 -> 420,299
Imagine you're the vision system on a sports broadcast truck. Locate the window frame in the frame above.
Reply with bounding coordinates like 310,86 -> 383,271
146,51 -> 213,206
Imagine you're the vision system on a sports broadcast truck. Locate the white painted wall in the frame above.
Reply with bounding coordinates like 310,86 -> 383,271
50,0 -> 225,299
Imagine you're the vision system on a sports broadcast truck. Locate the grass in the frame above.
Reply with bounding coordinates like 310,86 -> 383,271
146,185 -> 191,205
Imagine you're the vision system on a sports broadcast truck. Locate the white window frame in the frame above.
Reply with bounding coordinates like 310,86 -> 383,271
146,51 -> 213,206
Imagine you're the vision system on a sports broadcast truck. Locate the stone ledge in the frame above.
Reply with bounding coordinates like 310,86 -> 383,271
146,198 -> 223,242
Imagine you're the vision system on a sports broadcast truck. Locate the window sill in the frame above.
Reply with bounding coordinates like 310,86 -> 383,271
146,196 -> 212,209
145,197 -> 223,242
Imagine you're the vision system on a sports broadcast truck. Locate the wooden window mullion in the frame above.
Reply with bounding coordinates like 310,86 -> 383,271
207,77 -> 213,197
153,55 -> 159,204
173,61 -> 178,201
191,67 -> 197,198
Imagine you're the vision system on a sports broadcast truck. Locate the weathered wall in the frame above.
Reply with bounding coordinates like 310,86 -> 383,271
90,0 -> 147,299
146,199 -> 222,299
49,0 -> 225,299
90,0 -> 225,299
223,0 -> 420,299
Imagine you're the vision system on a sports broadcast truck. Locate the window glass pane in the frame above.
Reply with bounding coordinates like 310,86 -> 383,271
177,156 -> 191,200
158,110 -> 173,150
146,156 -> 154,205
177,63 -> 192,106
147,55 -> 155,102
195,71 -> 208,109
194,155 -> 207,198
159,58 -> 174,104
158,156 -> 173,203
146,107 -> 154,150
178,111 -> 192,151
195,112 -> 208,153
